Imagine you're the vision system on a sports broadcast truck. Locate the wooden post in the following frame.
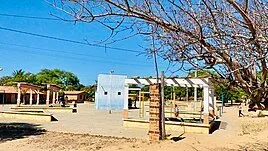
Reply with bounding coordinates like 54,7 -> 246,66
186,86 -> 189,103
160,71 -> 166,139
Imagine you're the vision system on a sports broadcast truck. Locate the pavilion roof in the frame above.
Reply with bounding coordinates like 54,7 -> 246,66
64,91 -> 86,95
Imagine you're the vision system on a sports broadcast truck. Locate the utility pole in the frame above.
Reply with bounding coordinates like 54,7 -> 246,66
160,71 -> 166,139
0,67 -> 4,107
109,70 -> 114,114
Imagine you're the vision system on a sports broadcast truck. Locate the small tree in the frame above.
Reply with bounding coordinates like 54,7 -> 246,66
52,0 -> 268,107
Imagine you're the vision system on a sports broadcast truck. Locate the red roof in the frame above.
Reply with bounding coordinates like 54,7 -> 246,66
0,86 -> 44,94
0,86 -> 17,93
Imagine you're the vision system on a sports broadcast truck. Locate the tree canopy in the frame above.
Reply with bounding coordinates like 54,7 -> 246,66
52,0 -> 268,105
0,69 -> 83,91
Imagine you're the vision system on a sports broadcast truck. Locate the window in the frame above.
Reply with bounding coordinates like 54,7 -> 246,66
118,92 -> 121,95
80,95 -> 83,99
104,92 -> 108,95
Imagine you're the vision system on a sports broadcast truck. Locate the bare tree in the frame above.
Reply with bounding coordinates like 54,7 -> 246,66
51,0 -> 268,107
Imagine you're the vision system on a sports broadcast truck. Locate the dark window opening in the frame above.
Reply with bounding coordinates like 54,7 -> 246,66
118,92 -> 121,95
104,92 -> 108,95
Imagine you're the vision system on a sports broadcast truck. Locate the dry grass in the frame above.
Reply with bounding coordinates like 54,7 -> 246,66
241,117 -> 268,135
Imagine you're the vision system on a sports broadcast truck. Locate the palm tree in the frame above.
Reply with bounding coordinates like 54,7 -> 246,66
12,69 -> 29,82
12,69 -> 25,78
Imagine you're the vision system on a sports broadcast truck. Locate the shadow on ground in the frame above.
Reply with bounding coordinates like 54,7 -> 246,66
209,120 -> 221,134
170,133 -> 185,142
0,123 -> 46,143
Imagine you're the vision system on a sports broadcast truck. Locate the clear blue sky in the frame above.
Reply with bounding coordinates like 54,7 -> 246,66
0,1 -> 188,85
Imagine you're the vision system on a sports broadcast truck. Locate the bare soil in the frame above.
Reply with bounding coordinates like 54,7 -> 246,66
0,106 -> 268,151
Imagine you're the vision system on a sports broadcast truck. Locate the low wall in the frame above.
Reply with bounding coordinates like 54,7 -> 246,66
0,111 -> 52,122
259,110 -> 268,117
146,111 -> 202,119
11,106 -> 73,113
123,118 -> 210,134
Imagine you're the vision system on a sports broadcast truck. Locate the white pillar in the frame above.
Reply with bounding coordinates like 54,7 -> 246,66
203,87 -> 209,114
123,85 -> 129,118
17,83 -> 21,106
36,91 -> 40,105
203,86 -> 209,124
56,91 -> 59,103
29,88 -> 33,106
46,89 -> 50,106
123,86 -> 129,110
52,91 -> 56,104
209,88 -> 215,115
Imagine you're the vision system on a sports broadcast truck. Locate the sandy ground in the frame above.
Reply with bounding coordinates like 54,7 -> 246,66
0,104 -> 268,151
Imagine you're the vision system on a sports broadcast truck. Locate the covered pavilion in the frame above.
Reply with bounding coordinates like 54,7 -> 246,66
45,84 -> 61,106
124,77 -> 215,124
16,82 -> 42,106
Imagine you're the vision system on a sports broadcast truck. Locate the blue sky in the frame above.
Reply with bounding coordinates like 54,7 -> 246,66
0,1 -> 188,85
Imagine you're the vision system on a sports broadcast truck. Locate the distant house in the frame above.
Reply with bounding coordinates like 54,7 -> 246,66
0,86 -> 18,104
0,86 -> 45,104
64,91 -> 88,103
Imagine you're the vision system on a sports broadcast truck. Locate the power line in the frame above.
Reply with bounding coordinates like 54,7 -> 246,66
0,13 -> 135,24
0,41 -> 146,63
0,47 -> 153,67
0,13 -> 59,21
0,26 -> 143,53
0,41 -> 170,68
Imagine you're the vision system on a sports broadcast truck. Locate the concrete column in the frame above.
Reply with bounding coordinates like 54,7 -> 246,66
46,89 -> 50,106
36,91 -> 40,105
124,85 -> 128,110
203,86 -> 209,124
123,86 -> 129,118
52,91 -> 56,104
17,83 -> 21,106
56,91 -> 59,103
208,88 -> 215,116
29,88 -> 33,106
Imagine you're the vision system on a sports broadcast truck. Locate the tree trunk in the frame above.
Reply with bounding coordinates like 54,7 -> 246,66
249,93 -> 266,110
